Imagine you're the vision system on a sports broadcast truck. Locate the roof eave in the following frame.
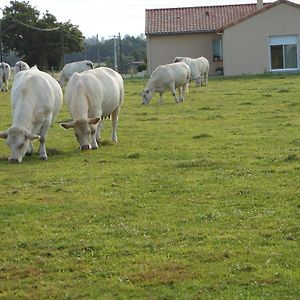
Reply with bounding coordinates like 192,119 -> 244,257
145,29 -> 216,36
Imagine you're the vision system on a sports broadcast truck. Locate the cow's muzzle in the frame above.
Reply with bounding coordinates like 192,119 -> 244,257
8,157 -> 20,163
80,144 -> 91,151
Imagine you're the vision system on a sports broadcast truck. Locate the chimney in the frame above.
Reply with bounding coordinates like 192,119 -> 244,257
257,0 -> 263,9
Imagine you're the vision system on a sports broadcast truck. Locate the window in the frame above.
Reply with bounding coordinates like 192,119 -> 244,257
269,35 -> 298,71
213,39 -> 222,61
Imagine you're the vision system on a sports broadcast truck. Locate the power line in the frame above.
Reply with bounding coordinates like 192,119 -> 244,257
10,16 -> 61,32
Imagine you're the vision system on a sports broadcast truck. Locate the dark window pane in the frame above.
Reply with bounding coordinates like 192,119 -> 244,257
271,45 -> 283,69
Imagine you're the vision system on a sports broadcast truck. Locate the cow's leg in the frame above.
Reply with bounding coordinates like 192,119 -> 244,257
169,83 -> 179,103
38,119 -> 51,160
91,124 -> 99,149
181,81 -> 189,102
95,120 -> 103,145
158,92 -> 164,104
178,87 -> 183,102
111,106 -> 120,142
38,136 -> 48,160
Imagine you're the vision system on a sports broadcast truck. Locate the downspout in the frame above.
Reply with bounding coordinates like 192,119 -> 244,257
257,0 -> 264,10
146,35 -> 151,75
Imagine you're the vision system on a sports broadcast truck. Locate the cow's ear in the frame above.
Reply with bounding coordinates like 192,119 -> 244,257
60,121 -> 74,129
0,130 -> 8,139
88,117 -> 100,125
24,130 -> 40,141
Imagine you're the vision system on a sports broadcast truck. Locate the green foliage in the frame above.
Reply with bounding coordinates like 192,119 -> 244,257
0,73 -> 300,298
1,0 -> 84,68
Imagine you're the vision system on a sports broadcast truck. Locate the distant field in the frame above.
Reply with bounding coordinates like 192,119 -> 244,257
0,73 -> 299,299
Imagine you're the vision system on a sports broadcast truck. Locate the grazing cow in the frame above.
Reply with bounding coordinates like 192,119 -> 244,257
60,67 -> 124,150
174,56 -> 209,86
58,60 -> 94,86
142,62 -> 191,104
14,61 -> 30,74
0,62 -> 11,92
0,66 -> 63,163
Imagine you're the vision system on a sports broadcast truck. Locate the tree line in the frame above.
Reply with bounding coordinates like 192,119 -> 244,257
1,0 -> 147,73
65,35 -> 147,74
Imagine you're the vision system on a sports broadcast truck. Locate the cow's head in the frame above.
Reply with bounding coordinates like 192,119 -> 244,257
60,117 -> 100,150
142,89 -> 154,105
0,126 -> 40,163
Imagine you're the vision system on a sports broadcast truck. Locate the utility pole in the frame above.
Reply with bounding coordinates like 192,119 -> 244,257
118,32 -> 123,74
97,34 -> 100,67
113,35 -> 118,71
0,18 -> 3,62
60,28 -> 65,67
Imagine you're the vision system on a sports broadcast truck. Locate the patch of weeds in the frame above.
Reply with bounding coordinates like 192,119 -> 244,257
287,102 -> 299,107
225,92 -> 242,95
207,114 -> 224,120
47,148 -> 64,156
175,158 -> 222,169
128,264 -> 195,284
101,140 -> 114,146
278,88 -> 289,93
192,133 -> 212,139
281,122 -> 294,127
137,117 -> 159,121
127,152 -> 140,159
233,264 -> 256,273
135,112 -> 148,116
239,102 -> 252,105
291,139 -> 300,146
283,154 -> 299,162
199,106 -> 214,111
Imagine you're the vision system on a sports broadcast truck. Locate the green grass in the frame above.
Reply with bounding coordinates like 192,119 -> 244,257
0,73 -> 300,299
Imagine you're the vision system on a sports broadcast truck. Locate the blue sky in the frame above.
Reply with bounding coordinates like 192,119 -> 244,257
1,0 -> 299,38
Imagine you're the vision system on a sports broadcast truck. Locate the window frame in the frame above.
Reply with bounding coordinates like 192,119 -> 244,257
269,35 -> 299,72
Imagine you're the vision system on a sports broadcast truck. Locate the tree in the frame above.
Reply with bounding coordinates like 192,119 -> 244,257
1,0 -> 84,69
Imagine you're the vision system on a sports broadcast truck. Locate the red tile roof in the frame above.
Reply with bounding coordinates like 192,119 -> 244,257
145,2 -> 272,35
218,0 -> 300,32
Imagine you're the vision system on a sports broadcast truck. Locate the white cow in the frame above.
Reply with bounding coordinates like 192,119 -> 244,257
60,67 -> 124,150
14,61 -> 30,74
142,62 -> 191,104
196,56 -> 209,86
0,66 -> 63,163
0,62 -> 11,92
58,60 -> 94,86
174,56 -> 209,86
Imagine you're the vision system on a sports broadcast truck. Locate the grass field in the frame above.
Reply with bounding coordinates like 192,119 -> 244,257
0,73 -> 299,299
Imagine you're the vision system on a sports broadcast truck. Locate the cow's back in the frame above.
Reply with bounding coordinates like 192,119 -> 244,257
12,68 -> 62,123
65,71 -> 104,119
151,62 -> 190,86
89,67 -> 124,111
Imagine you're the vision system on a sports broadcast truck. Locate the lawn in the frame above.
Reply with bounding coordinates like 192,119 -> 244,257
0,73 -> 299,299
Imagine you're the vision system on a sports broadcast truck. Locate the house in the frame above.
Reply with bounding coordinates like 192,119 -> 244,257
145,0 -> 300,76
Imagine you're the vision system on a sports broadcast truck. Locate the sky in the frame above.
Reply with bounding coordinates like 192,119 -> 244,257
1,0 -> 300,38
